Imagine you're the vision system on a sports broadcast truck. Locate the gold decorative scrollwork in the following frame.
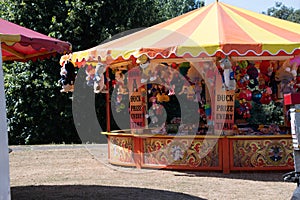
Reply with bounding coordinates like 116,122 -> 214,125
233,139 -> 293,168
144,138 -> 219,167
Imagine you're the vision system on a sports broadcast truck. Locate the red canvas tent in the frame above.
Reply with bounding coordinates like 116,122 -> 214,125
0,18 -> 71,61
0,18 -> 71,199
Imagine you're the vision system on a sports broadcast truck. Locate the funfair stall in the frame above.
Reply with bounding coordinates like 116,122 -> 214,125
60,2 -> 300,173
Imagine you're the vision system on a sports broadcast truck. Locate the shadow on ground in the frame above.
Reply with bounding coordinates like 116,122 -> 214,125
172,170 -> 291,182
11,185 -> 206,200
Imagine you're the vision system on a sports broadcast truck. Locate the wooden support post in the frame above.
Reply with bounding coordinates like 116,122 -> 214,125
106,68 -> 110,132
107,136 -> 111,160
222,137 -> 230,174
133,137 -> 143,169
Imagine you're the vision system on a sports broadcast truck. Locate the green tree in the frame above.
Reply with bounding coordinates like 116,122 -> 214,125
263,2 -> 300,23
156,0 -> 204,20
0,0 -> 81,144
3,60 -> 80,144
0,0 -> 204,144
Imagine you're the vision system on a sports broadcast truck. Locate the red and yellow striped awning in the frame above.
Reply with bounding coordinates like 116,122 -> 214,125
0,18 -> 71,62
66,2 -> 300,65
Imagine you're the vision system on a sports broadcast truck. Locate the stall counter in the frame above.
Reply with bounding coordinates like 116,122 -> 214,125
102,131 -> 293,173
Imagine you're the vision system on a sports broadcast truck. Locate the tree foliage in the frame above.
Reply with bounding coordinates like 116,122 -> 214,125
3,60 -> 79,144
0,0 -> 203,144
263,2 -> 300,23
156,0 -> 204,20
2,0 -> 299,144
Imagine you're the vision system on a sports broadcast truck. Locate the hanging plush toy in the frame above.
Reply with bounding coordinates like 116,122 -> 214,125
272,59 -> 298,97
167,63 -> 178,95
238,89 -> 252,101
136,54 -> 150,83
160,65 -> 172,87
85,64 -> 96,87
154,85 -> 168,103
187,65 -> 201,83
260,92 -> 272,104
94,62 -> 108,93
147,95 -> 160,126
295,68 -> 300,92
259,60 -> 273,84
156,92 -> 170,103
246,62 -> 259,89
59,60 -> 76,92
236,72 -> 249,89
219,56 -> 236,90
257,75 -> 272,104
235,61 -> 249,89
59,65 -> 69,92
166,69 -> 176,95
202,62 -> 216,87
187,66 -> 203,102
237,86 -> 252,119
115,94 -> 126,113
193,78 -> 203,103
275,56 -> 300,94
266,61 -> 279,100
140,61 -> 150,83
236,60 -> 248,74
178,82 -> 195,101
115,70 -> 128,95
156,63 -> 169,84
169,70 -> 183,95
252,90 -> 262,103
147,63 -> 166,83
280,79 -> 296,94
280,55 -> 300,78
236,99 -> 252,119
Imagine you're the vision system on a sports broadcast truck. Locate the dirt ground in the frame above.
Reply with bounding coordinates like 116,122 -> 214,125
9,144 -> 297,200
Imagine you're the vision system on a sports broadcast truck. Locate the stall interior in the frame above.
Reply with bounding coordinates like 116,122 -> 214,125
60,56 -> 299,136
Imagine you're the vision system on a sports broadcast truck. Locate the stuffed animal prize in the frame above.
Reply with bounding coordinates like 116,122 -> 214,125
219,57 -> 236,90
59,60 -> 76,92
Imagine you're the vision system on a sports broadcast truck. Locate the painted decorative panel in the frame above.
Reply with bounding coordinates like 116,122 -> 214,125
143,137 -> 220,167
109,136 -> 134,164
232,138 -> 294,168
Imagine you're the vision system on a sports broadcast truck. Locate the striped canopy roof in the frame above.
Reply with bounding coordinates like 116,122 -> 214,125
0,18 -> 71,62
67,2 -> 300,65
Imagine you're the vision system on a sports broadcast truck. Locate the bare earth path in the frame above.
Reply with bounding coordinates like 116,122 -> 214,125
9,144 -> 297,200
